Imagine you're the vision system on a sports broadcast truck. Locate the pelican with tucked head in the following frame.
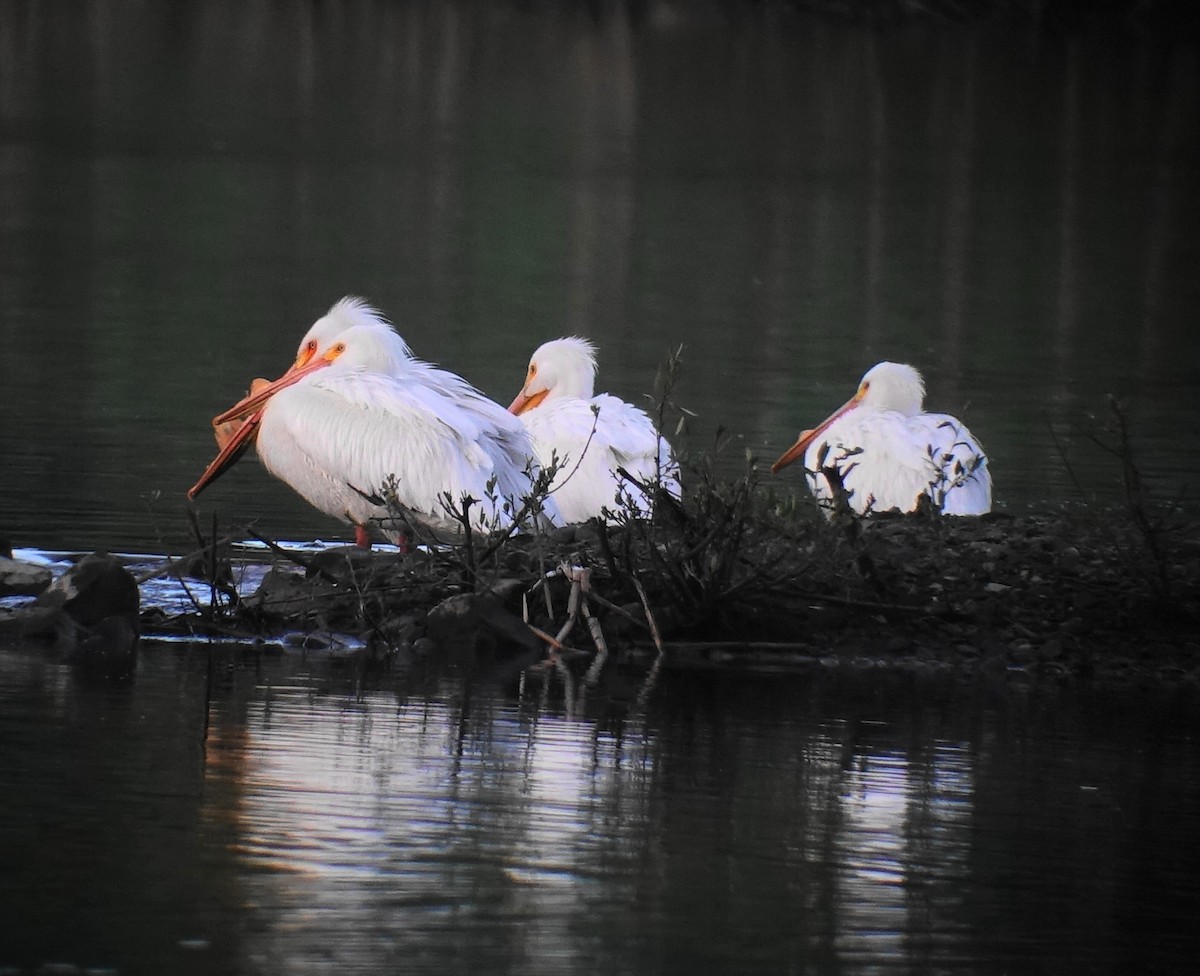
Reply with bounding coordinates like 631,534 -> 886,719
771,361 -> 991,516
508,337 -> 680,524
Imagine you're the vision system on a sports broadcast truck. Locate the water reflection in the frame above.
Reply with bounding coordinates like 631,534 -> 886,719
1,644 -> 1198,972
201,681 -> 657,971
60,656 -> 1162,973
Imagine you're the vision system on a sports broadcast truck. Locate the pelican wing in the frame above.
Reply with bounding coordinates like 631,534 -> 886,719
395,360 -> 549,508
919,412 -> 991,515
591,395 -> 681,498
805,410 -> 990,516
258,369 -> 544,534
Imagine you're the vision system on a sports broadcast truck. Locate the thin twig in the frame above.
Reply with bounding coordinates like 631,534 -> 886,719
132,531 -> 245,586
583,589 -> 650,631
1044,415 -> 1088,500
581,596 -> 610,687
246,529 -> 345,586
631,575 -> 664,655
526,622 -> 566,652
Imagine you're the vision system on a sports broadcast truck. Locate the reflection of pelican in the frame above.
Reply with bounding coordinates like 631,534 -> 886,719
206,685 -> 644,970
508,337 -> 680,523
189,298 -> 559,545
771,362 -> 991,516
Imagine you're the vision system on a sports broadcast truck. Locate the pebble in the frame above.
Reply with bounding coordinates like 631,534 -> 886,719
1059,546 -> 1083,570
1009,641 -> 1035,663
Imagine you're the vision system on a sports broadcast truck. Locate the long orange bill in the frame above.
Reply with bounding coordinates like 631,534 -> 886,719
508,387 -> 548,416
770,395 -> 861,474
188,410 -> 263,499
189,356 -> 336,499
211,355 -> 333,427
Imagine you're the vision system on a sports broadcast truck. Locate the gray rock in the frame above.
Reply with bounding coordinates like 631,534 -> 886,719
249,567 -> 332,617
36,552 -> 140,629
0,556 -> 53,597
0,553 -> 142,675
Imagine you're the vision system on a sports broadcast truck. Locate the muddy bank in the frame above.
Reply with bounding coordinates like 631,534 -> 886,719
4,501 -> 1197,683
735,508 -> 1200,683
143,503 -> 1200,682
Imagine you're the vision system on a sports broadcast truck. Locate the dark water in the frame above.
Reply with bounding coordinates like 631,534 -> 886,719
3,5 -> 1200,973
1,643 -> 1198,975
1,1 -> 1199,554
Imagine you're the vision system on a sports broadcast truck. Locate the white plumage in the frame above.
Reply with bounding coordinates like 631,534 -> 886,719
190,298 -> 559,543
771,361 -> 991,516
508,337 -> 680,524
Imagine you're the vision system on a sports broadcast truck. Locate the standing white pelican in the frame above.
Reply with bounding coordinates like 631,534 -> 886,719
189,298 -> 559,545
771,361 -> 991,516
508,337 -> 680,524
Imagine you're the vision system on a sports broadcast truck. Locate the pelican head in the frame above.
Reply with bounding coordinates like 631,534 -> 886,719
291,297 -> 412,371
508,336 -> 598,415
770,361 -> 927,474
315,321 -> 415,375
189,297 -> 410,499
855,362 -> 925,417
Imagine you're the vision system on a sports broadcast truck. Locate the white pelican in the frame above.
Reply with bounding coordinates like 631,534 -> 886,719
771,361 -> 991,516
508,337 -> 681,524
189,298 -> 559,545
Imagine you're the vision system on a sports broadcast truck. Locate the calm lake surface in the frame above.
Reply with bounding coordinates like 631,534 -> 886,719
2,3 -> 1200,973
2,642 -> 1199,976
1,0 -> 1198,554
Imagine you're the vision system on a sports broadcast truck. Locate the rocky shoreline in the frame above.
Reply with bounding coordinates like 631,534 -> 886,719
3,498 -> 1198,685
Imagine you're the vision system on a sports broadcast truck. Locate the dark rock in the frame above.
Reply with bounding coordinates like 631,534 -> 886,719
0,552 -> 144,675
485,577 -> 529,604
250,567 -> 333,617
1059,546 -> 1083,571
36,552 -> 140,630
426,593 -> 543,657
310,546 -> 405,585
0,556 -> 53,597
378,613 -> 423,645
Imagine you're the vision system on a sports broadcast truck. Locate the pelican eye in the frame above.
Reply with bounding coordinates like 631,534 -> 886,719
321,341 -> 347,362
296,338 -> 319,367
